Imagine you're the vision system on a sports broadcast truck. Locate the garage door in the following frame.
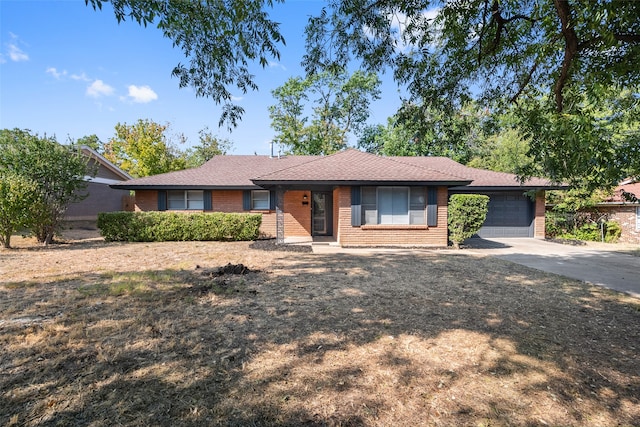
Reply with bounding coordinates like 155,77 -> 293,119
476,192 -> 534,238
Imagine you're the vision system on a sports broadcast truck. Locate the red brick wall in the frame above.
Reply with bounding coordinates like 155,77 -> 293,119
212,190 -> 242,212
600,205 -> 640,244
534,191 -> 546,239
336,186 -> 449,247
284,190 -> 311,238
134,190 -> 158,211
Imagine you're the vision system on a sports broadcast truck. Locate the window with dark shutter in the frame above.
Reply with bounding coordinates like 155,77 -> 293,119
351,186 -> 361,226
427,187 -> 438,227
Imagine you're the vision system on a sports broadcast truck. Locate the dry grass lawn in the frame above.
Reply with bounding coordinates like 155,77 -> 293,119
1,227 -> 639,426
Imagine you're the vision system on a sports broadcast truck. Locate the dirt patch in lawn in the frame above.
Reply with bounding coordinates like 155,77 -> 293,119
1,232 -> 639,426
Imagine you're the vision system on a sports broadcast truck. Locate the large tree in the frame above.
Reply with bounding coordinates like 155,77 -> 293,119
103,119 -> 186,177
182,128 -> 234,168
269,69 -> 381,155
0,129 -> 94,245
303,0 -> 640,187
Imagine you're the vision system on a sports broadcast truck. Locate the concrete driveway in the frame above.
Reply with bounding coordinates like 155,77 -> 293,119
465,238 -> 640,298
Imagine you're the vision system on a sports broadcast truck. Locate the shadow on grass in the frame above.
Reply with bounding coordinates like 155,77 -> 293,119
1,249 -> 639,426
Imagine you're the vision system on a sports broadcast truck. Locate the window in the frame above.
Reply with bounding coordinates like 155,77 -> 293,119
251,190 -> 270,210
361,186 -> 426,225
636,207 -> 640,230
167,190 -> 204,210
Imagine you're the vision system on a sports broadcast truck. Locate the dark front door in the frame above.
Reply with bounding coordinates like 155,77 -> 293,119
312,192 -> 333,236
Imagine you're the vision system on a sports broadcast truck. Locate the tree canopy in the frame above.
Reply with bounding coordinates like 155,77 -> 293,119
269,69 -> 381,155
88,0 -> 640,187
86,0 -> 285,129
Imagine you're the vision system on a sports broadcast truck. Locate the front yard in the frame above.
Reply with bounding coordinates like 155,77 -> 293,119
1,233 -> 639,426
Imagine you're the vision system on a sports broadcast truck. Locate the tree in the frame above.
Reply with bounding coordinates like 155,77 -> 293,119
86,0 -> 285,129
269,69 -> 381,155
303,0 -> 640,187
182,128 -> 234,168
103,119 -> 186,177
0,172 -> 40,248
76,134 -> 102,152
0,129 -> 94,245
358,101 -> 492,163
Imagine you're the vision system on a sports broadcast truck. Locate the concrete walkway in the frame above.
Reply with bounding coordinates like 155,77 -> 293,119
464,238 -> 640,298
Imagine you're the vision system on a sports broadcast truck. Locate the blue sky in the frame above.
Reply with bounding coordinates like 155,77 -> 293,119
0,0 -> 404,155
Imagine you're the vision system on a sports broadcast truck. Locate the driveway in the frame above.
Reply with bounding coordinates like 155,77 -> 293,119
465,238 -> 640,298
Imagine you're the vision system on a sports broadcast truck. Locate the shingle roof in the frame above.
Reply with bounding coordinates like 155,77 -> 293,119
112,149 -> 558,190
605,182 -> 640,203
395,156 -> 557,189
252,149 -> 471,185
111,155 -> 314,189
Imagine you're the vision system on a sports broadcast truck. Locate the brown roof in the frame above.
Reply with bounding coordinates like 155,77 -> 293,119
112,155 -> 314,189
252,149 -> 470,185
605,182 -> 640,203
113,149 -> 558,190
396,156 -> 557,189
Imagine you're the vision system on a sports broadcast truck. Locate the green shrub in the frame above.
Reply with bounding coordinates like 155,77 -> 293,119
97,212 -> 262,242
448,194 -> 489,248
604,221 -> 621,243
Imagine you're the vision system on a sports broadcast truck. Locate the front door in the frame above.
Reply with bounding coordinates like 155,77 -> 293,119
312,192 -> 333,236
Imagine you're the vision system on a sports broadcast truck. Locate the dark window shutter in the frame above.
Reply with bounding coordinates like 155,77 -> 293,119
351,186 -> 362,226
242,190 -> 251,211
427,187 -> 438,227
269,190 -> 276,210
158,190 -> 167,211
203,190 -> 212,211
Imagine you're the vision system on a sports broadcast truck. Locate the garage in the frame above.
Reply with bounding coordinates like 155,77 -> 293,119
476,192 -> 535,238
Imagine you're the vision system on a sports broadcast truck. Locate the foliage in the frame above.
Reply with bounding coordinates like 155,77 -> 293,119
269,69 -> 381,155
97,211 -> 262,242
182,127 -> 233,168
0,129 -> 94,245
86,0 -> 285,129
546,211 -> 621,243
304,0 -> 640,188
0,172 -> 40,248
359,101 -> 495,164
76,134 -> 102,151
467,128 -> 533,175
448,194 -> 489,249
103,119 -> 187,177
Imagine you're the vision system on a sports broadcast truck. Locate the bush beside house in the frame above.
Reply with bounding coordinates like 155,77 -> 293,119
448,194 -> 489,248
97,212 -> 262,242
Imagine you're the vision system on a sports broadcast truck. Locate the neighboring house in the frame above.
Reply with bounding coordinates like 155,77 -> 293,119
111,149 -> 558,246
594,180 -> 640,244
65,146 -> 133,220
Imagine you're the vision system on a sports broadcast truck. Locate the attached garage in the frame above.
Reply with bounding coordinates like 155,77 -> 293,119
476,192 -> 534,238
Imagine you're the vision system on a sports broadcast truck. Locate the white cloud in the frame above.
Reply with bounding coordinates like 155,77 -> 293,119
6,33 -> 29,62
364,8 -> 441,53
46,67 -> 67,79
71,72 -> 90,82
87,79 -> 114,98
269,61 -> 286,71
230,95 -> 243,102
126,85 -> 158,103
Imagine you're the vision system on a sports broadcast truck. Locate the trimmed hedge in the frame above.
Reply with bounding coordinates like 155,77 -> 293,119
448,194 -> 489,248
97,211 -> 262,242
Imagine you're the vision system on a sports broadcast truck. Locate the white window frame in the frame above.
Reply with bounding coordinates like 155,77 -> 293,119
636,206 -> 640,231
167,190 -> 204,210
251,190 -> 270,210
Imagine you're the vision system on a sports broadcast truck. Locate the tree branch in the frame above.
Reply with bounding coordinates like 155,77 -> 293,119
510,61 -> 539,104
553,0 -> 579,113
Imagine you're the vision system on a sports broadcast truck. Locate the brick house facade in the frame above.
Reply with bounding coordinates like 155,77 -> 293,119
114,149 -> 556,246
